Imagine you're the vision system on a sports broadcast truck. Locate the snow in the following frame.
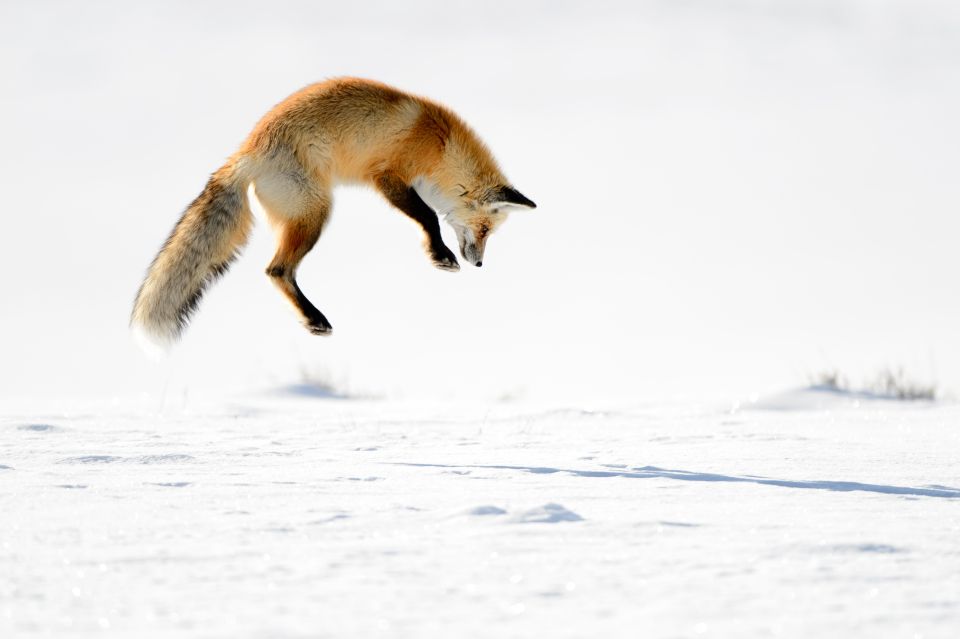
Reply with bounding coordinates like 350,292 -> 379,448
3,391 -> 960,637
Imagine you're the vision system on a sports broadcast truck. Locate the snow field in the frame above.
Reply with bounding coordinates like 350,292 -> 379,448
2,391 -> 959,637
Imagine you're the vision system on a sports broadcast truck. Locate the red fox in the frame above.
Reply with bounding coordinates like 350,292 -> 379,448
131,77 -> 535,349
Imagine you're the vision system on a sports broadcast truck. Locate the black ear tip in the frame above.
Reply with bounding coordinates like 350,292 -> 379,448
496,185 -> 536,209
517,194 -> 536,209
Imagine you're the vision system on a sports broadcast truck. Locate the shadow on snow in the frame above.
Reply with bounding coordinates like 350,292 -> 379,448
390,463 -> 960,499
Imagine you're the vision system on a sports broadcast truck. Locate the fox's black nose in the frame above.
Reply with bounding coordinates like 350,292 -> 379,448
475,261 -> 482,267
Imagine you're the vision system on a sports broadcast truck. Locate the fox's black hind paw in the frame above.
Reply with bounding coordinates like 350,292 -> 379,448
307,322 -> 332,336
304,311 -> 333,336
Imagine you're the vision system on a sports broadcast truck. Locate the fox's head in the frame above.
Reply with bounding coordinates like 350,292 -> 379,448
443,185 -> 536,267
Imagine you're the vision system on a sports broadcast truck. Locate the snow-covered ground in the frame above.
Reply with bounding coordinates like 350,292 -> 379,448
3,389 -> 959,637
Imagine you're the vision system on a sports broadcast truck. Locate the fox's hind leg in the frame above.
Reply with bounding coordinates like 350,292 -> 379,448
256,176 -> 334,335
266,214 -> 332,335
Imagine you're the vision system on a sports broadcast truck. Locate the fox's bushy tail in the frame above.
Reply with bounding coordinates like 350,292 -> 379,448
131,163 -> 253,351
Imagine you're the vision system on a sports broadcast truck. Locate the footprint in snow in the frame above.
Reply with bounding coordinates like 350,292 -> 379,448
135,454 -> 194,464
58,454 -> 194,465
462,504 -> 583,522
510,503 -> 583,524
307,514 -> 351,525
58,455 -> 123,464
466,505 -> 508,516
822,543 -> 904,554
18,423 -> 62,432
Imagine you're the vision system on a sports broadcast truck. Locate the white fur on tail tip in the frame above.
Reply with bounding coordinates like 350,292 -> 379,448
131,322 -> 176,361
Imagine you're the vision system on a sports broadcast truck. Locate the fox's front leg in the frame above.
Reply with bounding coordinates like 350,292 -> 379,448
374,172 -> 459,272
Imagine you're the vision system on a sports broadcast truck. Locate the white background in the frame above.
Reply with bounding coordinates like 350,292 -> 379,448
1,0 -> 958,403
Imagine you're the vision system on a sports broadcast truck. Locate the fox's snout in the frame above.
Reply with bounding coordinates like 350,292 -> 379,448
451,217 -> 495,268
459,236 -> 485,267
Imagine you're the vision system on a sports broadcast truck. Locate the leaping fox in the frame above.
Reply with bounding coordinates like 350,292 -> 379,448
131,77 -> 535,349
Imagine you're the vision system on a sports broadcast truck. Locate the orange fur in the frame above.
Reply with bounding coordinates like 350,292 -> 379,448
132,77 -> 533,343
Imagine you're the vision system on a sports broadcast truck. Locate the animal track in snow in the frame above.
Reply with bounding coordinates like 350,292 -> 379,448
58,454 -> 194,465
17,424 -> 62,432
509,503 -> 583,524
466,505 -> 508,516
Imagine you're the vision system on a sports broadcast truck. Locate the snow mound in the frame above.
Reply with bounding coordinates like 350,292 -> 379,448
750,386 -> 937,411
465,505 -> 508,517
822,543 -> 905,555
273,383 -> 348,399
509,503 -> 583,524
17,423 -> 62,432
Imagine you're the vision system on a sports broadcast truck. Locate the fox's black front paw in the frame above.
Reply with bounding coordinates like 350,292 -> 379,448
431,246 -> 460,272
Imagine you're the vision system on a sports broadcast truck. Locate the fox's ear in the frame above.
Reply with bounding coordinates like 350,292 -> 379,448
487,185 -> 536,209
